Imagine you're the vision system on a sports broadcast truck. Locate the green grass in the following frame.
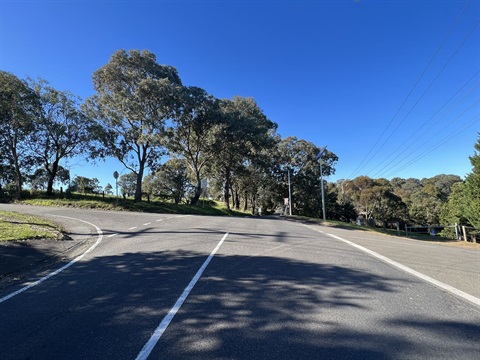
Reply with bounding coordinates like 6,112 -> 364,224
18,193 -> 248,217
287,215 -> 456,242
0,211 -> 64,241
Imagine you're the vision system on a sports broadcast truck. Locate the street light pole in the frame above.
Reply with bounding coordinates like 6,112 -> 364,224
287,168 -> 292,216
316,146 -> 327,222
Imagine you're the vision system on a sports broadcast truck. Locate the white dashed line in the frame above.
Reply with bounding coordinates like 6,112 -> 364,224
107,233 -> 117,238
128,227 -> 138,230
135,232 -> 230,360
143,222 -> 151,226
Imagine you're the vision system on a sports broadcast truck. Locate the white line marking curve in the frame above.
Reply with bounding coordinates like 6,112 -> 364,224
135,232 -> 229,360
309,226 -> 480,307
0,215 -> 103,304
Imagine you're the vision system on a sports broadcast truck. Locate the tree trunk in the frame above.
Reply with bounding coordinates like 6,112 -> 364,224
235,189 -> 240,210
46,160 -> 59,196
224,166 -> 231,210
243,192 -> 248,212
13,148 -> 23,199
190,172 -> 202,206
135,164 -> 145,202
134,146 -> 148,202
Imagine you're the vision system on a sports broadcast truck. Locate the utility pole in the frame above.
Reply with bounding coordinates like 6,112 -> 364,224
316,146 -> 327,222
288,168 -> 292,216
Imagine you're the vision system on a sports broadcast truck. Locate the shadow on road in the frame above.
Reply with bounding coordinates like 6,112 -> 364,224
2,243 -> 479,360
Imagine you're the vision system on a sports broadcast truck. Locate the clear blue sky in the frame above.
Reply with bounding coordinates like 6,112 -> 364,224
1,0 -> 479,189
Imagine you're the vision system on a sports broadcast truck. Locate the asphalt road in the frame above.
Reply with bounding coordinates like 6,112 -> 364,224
0,205 -> 479,360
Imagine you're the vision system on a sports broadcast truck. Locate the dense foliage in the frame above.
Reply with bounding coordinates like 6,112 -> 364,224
1,49 -> 476,228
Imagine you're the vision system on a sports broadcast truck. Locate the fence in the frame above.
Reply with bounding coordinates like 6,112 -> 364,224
459,225 -> 479,243
404,223 -> 478,243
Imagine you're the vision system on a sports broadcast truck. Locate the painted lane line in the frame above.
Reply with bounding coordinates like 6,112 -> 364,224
128,226 -> 138,230
107,233 -> 118,238
0,215 -> 103,304
312,227 -> 480,307
155,219 -> 163,222
135,232 -> 230,360
143,222 -> 152,226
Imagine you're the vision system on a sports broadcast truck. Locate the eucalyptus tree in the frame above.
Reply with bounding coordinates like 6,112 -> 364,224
167,86 -> 220,205
29,79 -> 95,196
210,96 -> 277,209
274,136 -> 338,217
118,172 -> 137,198
28,166 -> 70,191
85,49 -> 182,202
0,71 -> 42,199
143,159 -> 190,204
464,135 -> 480,228
441,135 -> 480,229
71,176 -> 101,194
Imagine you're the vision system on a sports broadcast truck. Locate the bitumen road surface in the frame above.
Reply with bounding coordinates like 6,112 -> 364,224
0,204 -> 479,360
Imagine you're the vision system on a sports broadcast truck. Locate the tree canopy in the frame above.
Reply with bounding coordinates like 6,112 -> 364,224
85,49 -> 183,202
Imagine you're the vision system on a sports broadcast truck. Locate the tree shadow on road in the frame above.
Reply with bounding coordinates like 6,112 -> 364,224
3,244 -> 479,360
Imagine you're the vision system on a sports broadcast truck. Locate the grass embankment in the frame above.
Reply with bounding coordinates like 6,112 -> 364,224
0,211 -> 64,241
18,193 -> 247,217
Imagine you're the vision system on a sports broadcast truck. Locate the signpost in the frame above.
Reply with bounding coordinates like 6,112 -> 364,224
113,171 -> 119,206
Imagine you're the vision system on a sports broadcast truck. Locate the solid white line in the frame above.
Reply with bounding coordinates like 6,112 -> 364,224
315,229 -> 480,307
0,215 -> 103,304
135,232 -> 229,360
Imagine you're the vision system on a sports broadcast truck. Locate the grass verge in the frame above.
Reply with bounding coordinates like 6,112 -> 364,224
0,211 -> 64,242
17,193 -> 248,217
287,215 -> 465,243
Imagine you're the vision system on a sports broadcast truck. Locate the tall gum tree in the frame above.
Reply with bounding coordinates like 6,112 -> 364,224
29,79 -> 95,196
0,71 -> 41,199
85,49 -> 182,202
167,86 -> 220,205
212,96 -> 277,210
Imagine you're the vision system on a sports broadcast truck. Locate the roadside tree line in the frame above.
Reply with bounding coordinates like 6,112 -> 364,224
1,49 -> 338,215
327,134 -> 479,234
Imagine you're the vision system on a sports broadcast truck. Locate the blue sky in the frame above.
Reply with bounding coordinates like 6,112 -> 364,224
1,0 -> 479,189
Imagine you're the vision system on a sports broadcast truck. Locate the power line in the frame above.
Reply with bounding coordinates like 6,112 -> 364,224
371,76 -> 480,178
347,0 -> 475,180
383,113 -> 480,179
378,98 -> 480,178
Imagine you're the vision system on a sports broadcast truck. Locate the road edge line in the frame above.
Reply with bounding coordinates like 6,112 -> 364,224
309,226 -> 480,307
0,215 -> 103,304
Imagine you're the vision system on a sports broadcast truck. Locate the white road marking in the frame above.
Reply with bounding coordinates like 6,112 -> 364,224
312,227 -> 480,307
129,226 -> 138,230
0,215 -> 103,304
143,222 -> 152,226
155,219 -> 163,222
135,232 -> 230,360
107,233 -> 117,238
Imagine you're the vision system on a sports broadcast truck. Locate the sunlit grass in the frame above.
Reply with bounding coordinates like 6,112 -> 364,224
19,192 -> 248,217
0,211 -> 63,241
